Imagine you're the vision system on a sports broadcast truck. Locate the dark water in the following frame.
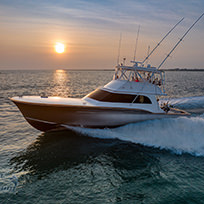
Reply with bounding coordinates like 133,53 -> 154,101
1,70 -> 204,203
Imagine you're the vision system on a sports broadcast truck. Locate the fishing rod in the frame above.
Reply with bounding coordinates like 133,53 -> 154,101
116,33 -> 122,65
133,25 -> 140,61
158,13 -> 204,69
142,17 -> 184,64
146,45 -> 150,65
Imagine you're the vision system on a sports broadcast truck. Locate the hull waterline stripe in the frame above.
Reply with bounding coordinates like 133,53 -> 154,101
26,117 -> 57,125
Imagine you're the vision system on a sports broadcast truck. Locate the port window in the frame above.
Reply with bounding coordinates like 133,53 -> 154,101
133,95 -> 152,104
87,89 -> 136,103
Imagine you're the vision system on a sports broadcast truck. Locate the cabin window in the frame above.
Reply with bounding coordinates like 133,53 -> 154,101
88,89 -> 152,104
87,89 -> 136,103
133,95 -> 152,104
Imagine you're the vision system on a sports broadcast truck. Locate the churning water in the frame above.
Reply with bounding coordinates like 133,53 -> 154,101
1,70 -> 204,203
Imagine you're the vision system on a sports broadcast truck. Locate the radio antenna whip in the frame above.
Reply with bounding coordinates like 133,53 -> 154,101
158,13 -> 204,69
142,17 -> 184,64
133,25 -> 140,61
117,33 -> 122,65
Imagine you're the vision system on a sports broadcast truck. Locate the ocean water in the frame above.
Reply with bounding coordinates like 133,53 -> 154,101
1,70 -> 204,203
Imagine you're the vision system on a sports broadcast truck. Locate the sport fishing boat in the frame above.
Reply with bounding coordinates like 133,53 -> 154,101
10,61 -> 189,131
10,13 -> 204,132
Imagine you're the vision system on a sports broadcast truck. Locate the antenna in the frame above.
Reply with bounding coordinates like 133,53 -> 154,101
158,13 -> 204,69
117,33 -> 122,65
142,17 -> 184,64
133,25 -> 140,61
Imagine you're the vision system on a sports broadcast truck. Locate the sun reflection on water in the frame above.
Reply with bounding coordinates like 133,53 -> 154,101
52,69 -> 70,97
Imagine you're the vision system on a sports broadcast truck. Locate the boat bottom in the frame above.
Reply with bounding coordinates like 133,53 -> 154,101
25,116 -> 130,131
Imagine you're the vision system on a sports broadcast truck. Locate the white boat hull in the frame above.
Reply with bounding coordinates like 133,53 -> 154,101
11,98 -> 189,131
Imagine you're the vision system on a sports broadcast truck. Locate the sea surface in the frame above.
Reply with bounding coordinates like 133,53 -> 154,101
1,70 -> 204,203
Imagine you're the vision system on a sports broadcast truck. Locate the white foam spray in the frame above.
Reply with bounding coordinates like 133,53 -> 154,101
160,95 -> 204,111
64,96 -> 204,156
65,115 -> 204,156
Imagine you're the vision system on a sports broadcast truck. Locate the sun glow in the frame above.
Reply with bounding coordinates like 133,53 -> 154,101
55,43 -> 65,54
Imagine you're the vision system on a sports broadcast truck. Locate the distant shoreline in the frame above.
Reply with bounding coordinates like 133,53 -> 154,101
65,68 -> 204,71
161,68 -> 204,71
0,68 -> 204,72
65,68 -> 204,72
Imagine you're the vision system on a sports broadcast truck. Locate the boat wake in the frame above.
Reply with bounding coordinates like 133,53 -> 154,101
160,95 -> 204,113
66,115 -> 204,156
64,96 -> 204,157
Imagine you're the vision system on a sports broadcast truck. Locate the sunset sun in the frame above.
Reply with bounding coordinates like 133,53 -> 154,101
55,43 -> 65,54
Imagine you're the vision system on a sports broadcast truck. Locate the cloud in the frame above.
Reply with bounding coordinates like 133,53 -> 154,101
0,0 -> 203,69
1,0 -> 203,32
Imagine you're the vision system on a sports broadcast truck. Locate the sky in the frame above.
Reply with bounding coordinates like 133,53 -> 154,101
0,0 -> 204,70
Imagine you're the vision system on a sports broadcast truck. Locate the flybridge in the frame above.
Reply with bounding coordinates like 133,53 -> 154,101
114,60 -> 166,95
117,61 -> 158,72
114,60 -> 164,82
